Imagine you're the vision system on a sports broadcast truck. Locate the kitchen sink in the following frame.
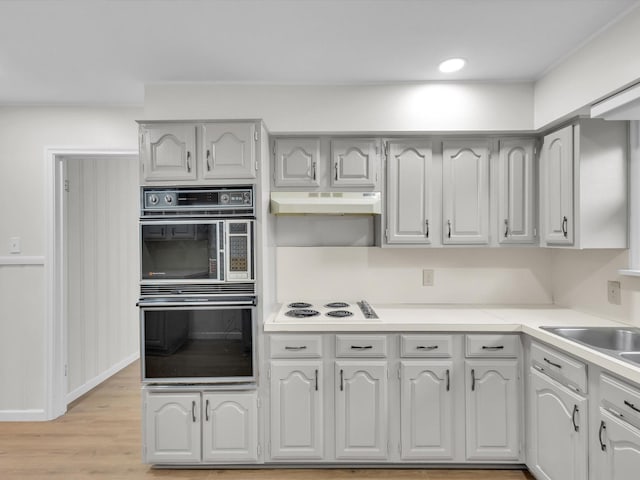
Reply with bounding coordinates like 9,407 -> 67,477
540,326 -> 640,368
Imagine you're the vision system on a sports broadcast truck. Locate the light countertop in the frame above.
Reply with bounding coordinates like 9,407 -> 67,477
264,304 -> 640,385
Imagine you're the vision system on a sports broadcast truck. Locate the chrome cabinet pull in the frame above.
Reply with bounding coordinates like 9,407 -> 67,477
312,162 -> 316,181
471,369 -> 476,391
350,345 -> 373,350
335,161 -> 338,181
504,219 -> 509,238
206,149 -> 211,171
572,404 -> 579,432
186,151 -> 192,172
425,219 -> 429,238
599,421 -> 607,451
315,369 -> 319,391
562,216 -> 568,238
447,220 -> 452,238
340,369 -> 344,391
482,345 -> 504,350
416,345 -> 438,350
284,345 -> 307,351
446,369 -> 450,392
205,399 -> 210,422
624,400 -> 640,413
544,357 -> 562,369
192,401 -> 196,423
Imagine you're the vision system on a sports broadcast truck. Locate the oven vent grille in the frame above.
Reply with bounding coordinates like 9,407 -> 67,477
140,283 -> 256,296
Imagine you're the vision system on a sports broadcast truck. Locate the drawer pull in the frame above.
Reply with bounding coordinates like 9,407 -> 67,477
624,400 -> 640,413
284,345 -> 307,351
351,345 -> 373,350
416,345 -> 438,351
544,357 -> 562,369
482,345 -> 504,350
599,421 -> 607,451
572,404 -> 579,432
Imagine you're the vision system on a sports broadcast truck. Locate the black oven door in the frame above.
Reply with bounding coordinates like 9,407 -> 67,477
138,298 -> 256,384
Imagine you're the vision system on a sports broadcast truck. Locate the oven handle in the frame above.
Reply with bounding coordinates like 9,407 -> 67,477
137,298 -> 256,308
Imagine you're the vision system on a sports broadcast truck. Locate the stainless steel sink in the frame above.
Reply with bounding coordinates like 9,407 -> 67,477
540,326 -> 640,367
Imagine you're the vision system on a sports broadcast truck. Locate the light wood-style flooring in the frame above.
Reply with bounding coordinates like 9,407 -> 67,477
0,361 -> 534,480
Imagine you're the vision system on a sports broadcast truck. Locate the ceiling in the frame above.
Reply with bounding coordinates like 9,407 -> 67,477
0,0 -> 638,105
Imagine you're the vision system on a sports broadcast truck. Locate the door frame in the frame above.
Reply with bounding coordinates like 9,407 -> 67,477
44,147 -> 138,420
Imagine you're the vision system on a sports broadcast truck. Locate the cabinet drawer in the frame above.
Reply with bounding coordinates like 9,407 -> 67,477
531,341 -> 587,394
400,334 -> 453,357
270,335 -> 323,358
601,373 -> 640,429
336,335 -> 387,357
465,334 -> 520,358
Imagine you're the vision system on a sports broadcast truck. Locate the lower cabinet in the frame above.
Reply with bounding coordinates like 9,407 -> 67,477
144,390 -> 258,464
598,409 -> 640,480
400,360 -> 454,460
335,361 -> 388,460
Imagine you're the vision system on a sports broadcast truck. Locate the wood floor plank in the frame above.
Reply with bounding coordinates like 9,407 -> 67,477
0,361 -> 534,479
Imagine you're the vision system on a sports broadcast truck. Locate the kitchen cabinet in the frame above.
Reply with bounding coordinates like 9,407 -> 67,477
528,368 -> 588,480
138,121 -> 260,185
335,361 -> 388,460
269,361 -> 324,460
497,138 -> 537,244
442,140 -> 490,245
539,119 -> 627,248
598,409 -> 640,480
330,138 -> 380,188
385,139 -> 434,244
400,361 -> 454,460
143,390 -> 259,465
140,123 -> 197,182
273,138 -> 321,188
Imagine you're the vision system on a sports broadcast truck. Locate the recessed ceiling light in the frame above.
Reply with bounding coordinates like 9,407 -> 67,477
439,58 -> 466,73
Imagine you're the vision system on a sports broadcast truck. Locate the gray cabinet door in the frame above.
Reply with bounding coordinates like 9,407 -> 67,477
599,409 -> 640,480
331,138 -> 379,188
400,361 -> 454,460
202,392 -> 258,463
540,125 -> 574,245
201,122 -> 256,179
465,359 -> 520,461
442,140 -> 490,244
386,139 -> 433,244
144,392 -> 201,463
273,138 -> 321,187
528,368 -> 587,480
498,138 -> 536,244
270,361 -> 323,460
141,124 -> 197,182
335,361 -> 388,460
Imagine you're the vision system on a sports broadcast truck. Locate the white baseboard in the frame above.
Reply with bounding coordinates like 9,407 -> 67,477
0,409 -> 48,421
65,352 -> 139,405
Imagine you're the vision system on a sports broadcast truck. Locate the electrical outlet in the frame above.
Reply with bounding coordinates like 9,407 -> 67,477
607,280 -> 621,305
9,236 -> 20,254
422,269 -> 434,287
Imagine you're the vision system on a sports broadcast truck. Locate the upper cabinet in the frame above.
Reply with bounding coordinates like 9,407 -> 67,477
539,119 -> 627,248
442,140 -> 490,245
497,138 -> 537,245
271,137 -> 381,191
139,121 -> 259,185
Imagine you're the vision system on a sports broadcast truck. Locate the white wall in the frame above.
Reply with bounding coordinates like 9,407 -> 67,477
144,83 -> 534,133
0,106 -> 141,418
277,247 -> 552,305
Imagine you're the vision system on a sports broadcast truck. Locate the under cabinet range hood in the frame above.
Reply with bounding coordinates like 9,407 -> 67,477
270,191 -> 381,215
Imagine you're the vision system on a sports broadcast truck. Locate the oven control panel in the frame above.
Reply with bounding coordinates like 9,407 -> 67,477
141,186 -> 254,216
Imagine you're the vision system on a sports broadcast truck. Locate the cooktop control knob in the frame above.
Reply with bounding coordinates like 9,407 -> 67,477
147,194 -> 159,206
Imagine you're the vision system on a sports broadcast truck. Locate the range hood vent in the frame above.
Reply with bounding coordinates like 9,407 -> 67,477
270,191 -> 381,215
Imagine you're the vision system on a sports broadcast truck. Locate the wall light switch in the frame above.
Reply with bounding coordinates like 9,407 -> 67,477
9,236 -> 21,254
423,269 -> 434,287
607,280 -> 621,305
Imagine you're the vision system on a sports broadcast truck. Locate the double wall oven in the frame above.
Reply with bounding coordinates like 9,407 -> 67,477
138,186 -> 257,385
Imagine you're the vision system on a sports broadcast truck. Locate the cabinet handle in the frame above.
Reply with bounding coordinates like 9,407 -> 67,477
191,400 -> 196,423
340,369 -> 344,391
504,219 -> 509,238
205,399 -> 210,422
315,369 -> 319,391
544,357 -> 562,369
350,345 -> 373,350
206,149 -> 211,171
284,345 -> 307,351
335,161 -> 338,181
482,345 -> 504,350
562,216 -> 568,238
471,369 -> 476,391
572,404 -> 579,432
447,220 -> 452,238
599,420 -> 607,451
186,151 -> 192,172
446,369 -> 450,392
416,345 -> 438,350
624,400 -> 640,413
312,162 -> 317,181
425,219 -> 429,238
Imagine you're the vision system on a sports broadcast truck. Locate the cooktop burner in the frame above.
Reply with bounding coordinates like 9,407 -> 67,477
325,302 -> 350,308
288,302 -> 312,309
285,309 -> 320,318
325,310 -> 354,318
